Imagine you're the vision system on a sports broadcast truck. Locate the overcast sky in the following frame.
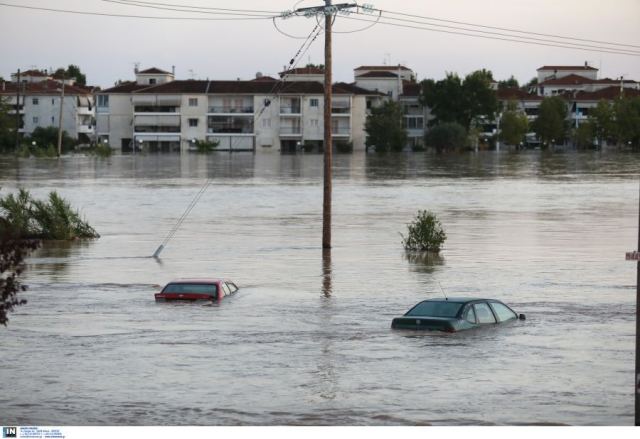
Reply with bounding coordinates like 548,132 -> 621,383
1,0 -> 638,88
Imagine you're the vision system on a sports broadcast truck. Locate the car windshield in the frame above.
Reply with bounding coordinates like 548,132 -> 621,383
405,301 -> 463,318
163,283 -> 217,294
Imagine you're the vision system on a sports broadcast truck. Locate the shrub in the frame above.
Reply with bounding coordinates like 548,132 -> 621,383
336,141 -> 353,153
84,144 -> 113,158
425,122 -> 467,152
195,139 -> 219,153
0,189 -> 99,240
401,210 -> 447,252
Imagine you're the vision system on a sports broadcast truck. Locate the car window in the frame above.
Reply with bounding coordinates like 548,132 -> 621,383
473,303 -> 497,324
490,302 -> 517,322
221,283 -> 231,296
464,306 -> 477,324
405,301 -> 463,318
226,282 -> 238,293
163,283 -> 217,295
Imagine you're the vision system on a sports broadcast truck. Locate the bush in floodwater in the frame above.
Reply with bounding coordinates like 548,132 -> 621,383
84,144 -> 113,158
195,139 -> 219,153
401,210 -> 447,252
0,189 -> 99,240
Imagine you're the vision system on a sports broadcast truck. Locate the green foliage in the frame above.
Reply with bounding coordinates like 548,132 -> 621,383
573,122 -> 596,149
84,143 -> 113,158
589,100 -> 616,146
425,122 -> 467,151
365,100 -> 408,152
0,224 -> 39,326
497,76 -> 520,89
499,104 -> 529,146
335,140 -> 353,154
420,69 -> 498,129
532,96 -> 567,147
20,126 -> 75,156
525,77 -> 538,87
194,139 -> 219,153
401,210 -> 447,252
0,97 -> 15,153
54,64 -> 87,86
614,96 -> 640,147
0,189 -> 99,240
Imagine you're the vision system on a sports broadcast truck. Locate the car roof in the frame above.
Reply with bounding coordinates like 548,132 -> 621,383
167,278 -> 224,284
422,297 -> 493,304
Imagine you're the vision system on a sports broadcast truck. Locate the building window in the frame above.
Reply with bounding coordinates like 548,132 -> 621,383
97,95 -> 109,107
51,116 -> 55,124
149,78 -> 157,85
189,98 -> 198,107
32,98 -> 39,105
52,99 -> 55,105
262,119 -> 271,128
310,98 -> 319,107
188,118 -> 198,127
33,117 -> 38,124
310,119 -> 319,127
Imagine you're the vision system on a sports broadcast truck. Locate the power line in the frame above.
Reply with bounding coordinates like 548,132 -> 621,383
100,0 -> 280,14
340,14 -> 640,57
373,7 -> 640,50
0,1 -> 275,20
352,11 -> 640,56
98,0 -> 276,17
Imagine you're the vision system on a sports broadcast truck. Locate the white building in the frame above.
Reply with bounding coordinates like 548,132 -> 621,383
1,70 -> 95,142
96,67 -> 380,153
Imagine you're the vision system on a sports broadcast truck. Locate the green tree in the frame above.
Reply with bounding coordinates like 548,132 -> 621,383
499,102 -> 529,146
0,223 -> 39,326
26,126 -> 75,153
589,100 -> 616,147
54,64 -> 87,86
425,122 -> 467,152
614,96 -> 640,147
401,210 -> 447,252
0,97 -> 15,152
532,96 -> 567,147
497,76 -> 520,89
573,122 -> 596,149
420,69 -> 497,129
365,100 -> 408,152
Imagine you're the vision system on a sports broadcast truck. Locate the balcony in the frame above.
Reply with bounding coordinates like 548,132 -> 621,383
332,126 -> 350,136
134,126 -> 181,133
78,125 -> 94,134
77,106 -> 93,116
134,106 -> 180,114
331,105 -> 351,115
208,106 -> 254,114
280,126 -> 302,136
208,116 -> 254,135
280,106 -> 301,115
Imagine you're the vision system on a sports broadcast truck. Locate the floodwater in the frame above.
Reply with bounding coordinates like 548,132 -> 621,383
0,151 -> 638,425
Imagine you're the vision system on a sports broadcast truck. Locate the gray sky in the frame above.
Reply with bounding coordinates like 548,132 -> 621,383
1,0 -> 639,88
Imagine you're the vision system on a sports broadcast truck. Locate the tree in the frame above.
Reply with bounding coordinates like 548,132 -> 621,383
401,210 -> 447,252
573,122 -> 596,149
589,100 -> 616,147
0,97 -> 15,152
54,64 -> 87,86
498,76 -> 520,89
26,126 -> 75,152
532,96 -> 567,147
425,122 -> 467,152
0,218 -> 39,326
365,100 -> 408,152
420,69 -> 498,129
614,96 -> 640,147
499,101 -> 529,146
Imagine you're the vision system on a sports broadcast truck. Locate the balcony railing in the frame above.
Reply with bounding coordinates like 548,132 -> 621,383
280,106 -> 301,115
331,106 -> 351,114
332,126 -> 350,136
280,126 -> 302,135
208,106 -> 254,114
134,126 -> 181,133
134,106 -> 179,113
207,127 -> 254,134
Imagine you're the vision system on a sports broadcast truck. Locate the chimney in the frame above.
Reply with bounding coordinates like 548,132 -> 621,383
584,61 -> 588,67
172,65 -> 175,76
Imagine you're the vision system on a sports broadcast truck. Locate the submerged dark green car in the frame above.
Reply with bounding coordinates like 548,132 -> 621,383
391,298 -> 525,332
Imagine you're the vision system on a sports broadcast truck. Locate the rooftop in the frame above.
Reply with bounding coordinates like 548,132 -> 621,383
537,65 -> 598,71
137,67 -> 172,75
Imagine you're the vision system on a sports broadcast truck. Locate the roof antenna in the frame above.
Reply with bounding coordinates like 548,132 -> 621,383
438,282 -> 448,300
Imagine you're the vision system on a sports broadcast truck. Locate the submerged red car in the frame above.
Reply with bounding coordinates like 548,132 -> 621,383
154,279 -> 238,301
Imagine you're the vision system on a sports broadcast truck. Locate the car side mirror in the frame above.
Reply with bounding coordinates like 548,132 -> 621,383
519,313 -> 526,320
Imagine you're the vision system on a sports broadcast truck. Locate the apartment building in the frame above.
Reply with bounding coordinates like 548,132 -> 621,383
96,67 -> 380,153
0,70 -> 95,141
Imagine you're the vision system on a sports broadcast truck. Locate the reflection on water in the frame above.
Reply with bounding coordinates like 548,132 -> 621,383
0,151 -> 639,426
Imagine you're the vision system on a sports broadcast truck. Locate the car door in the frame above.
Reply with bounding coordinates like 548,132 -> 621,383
473,302 -> 497,325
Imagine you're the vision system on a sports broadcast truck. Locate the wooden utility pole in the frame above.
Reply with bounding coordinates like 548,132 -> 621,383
322,0 -> 333,249
15,69 -> 21,150
57,73 -> 65,157
636,180 -> 640,426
